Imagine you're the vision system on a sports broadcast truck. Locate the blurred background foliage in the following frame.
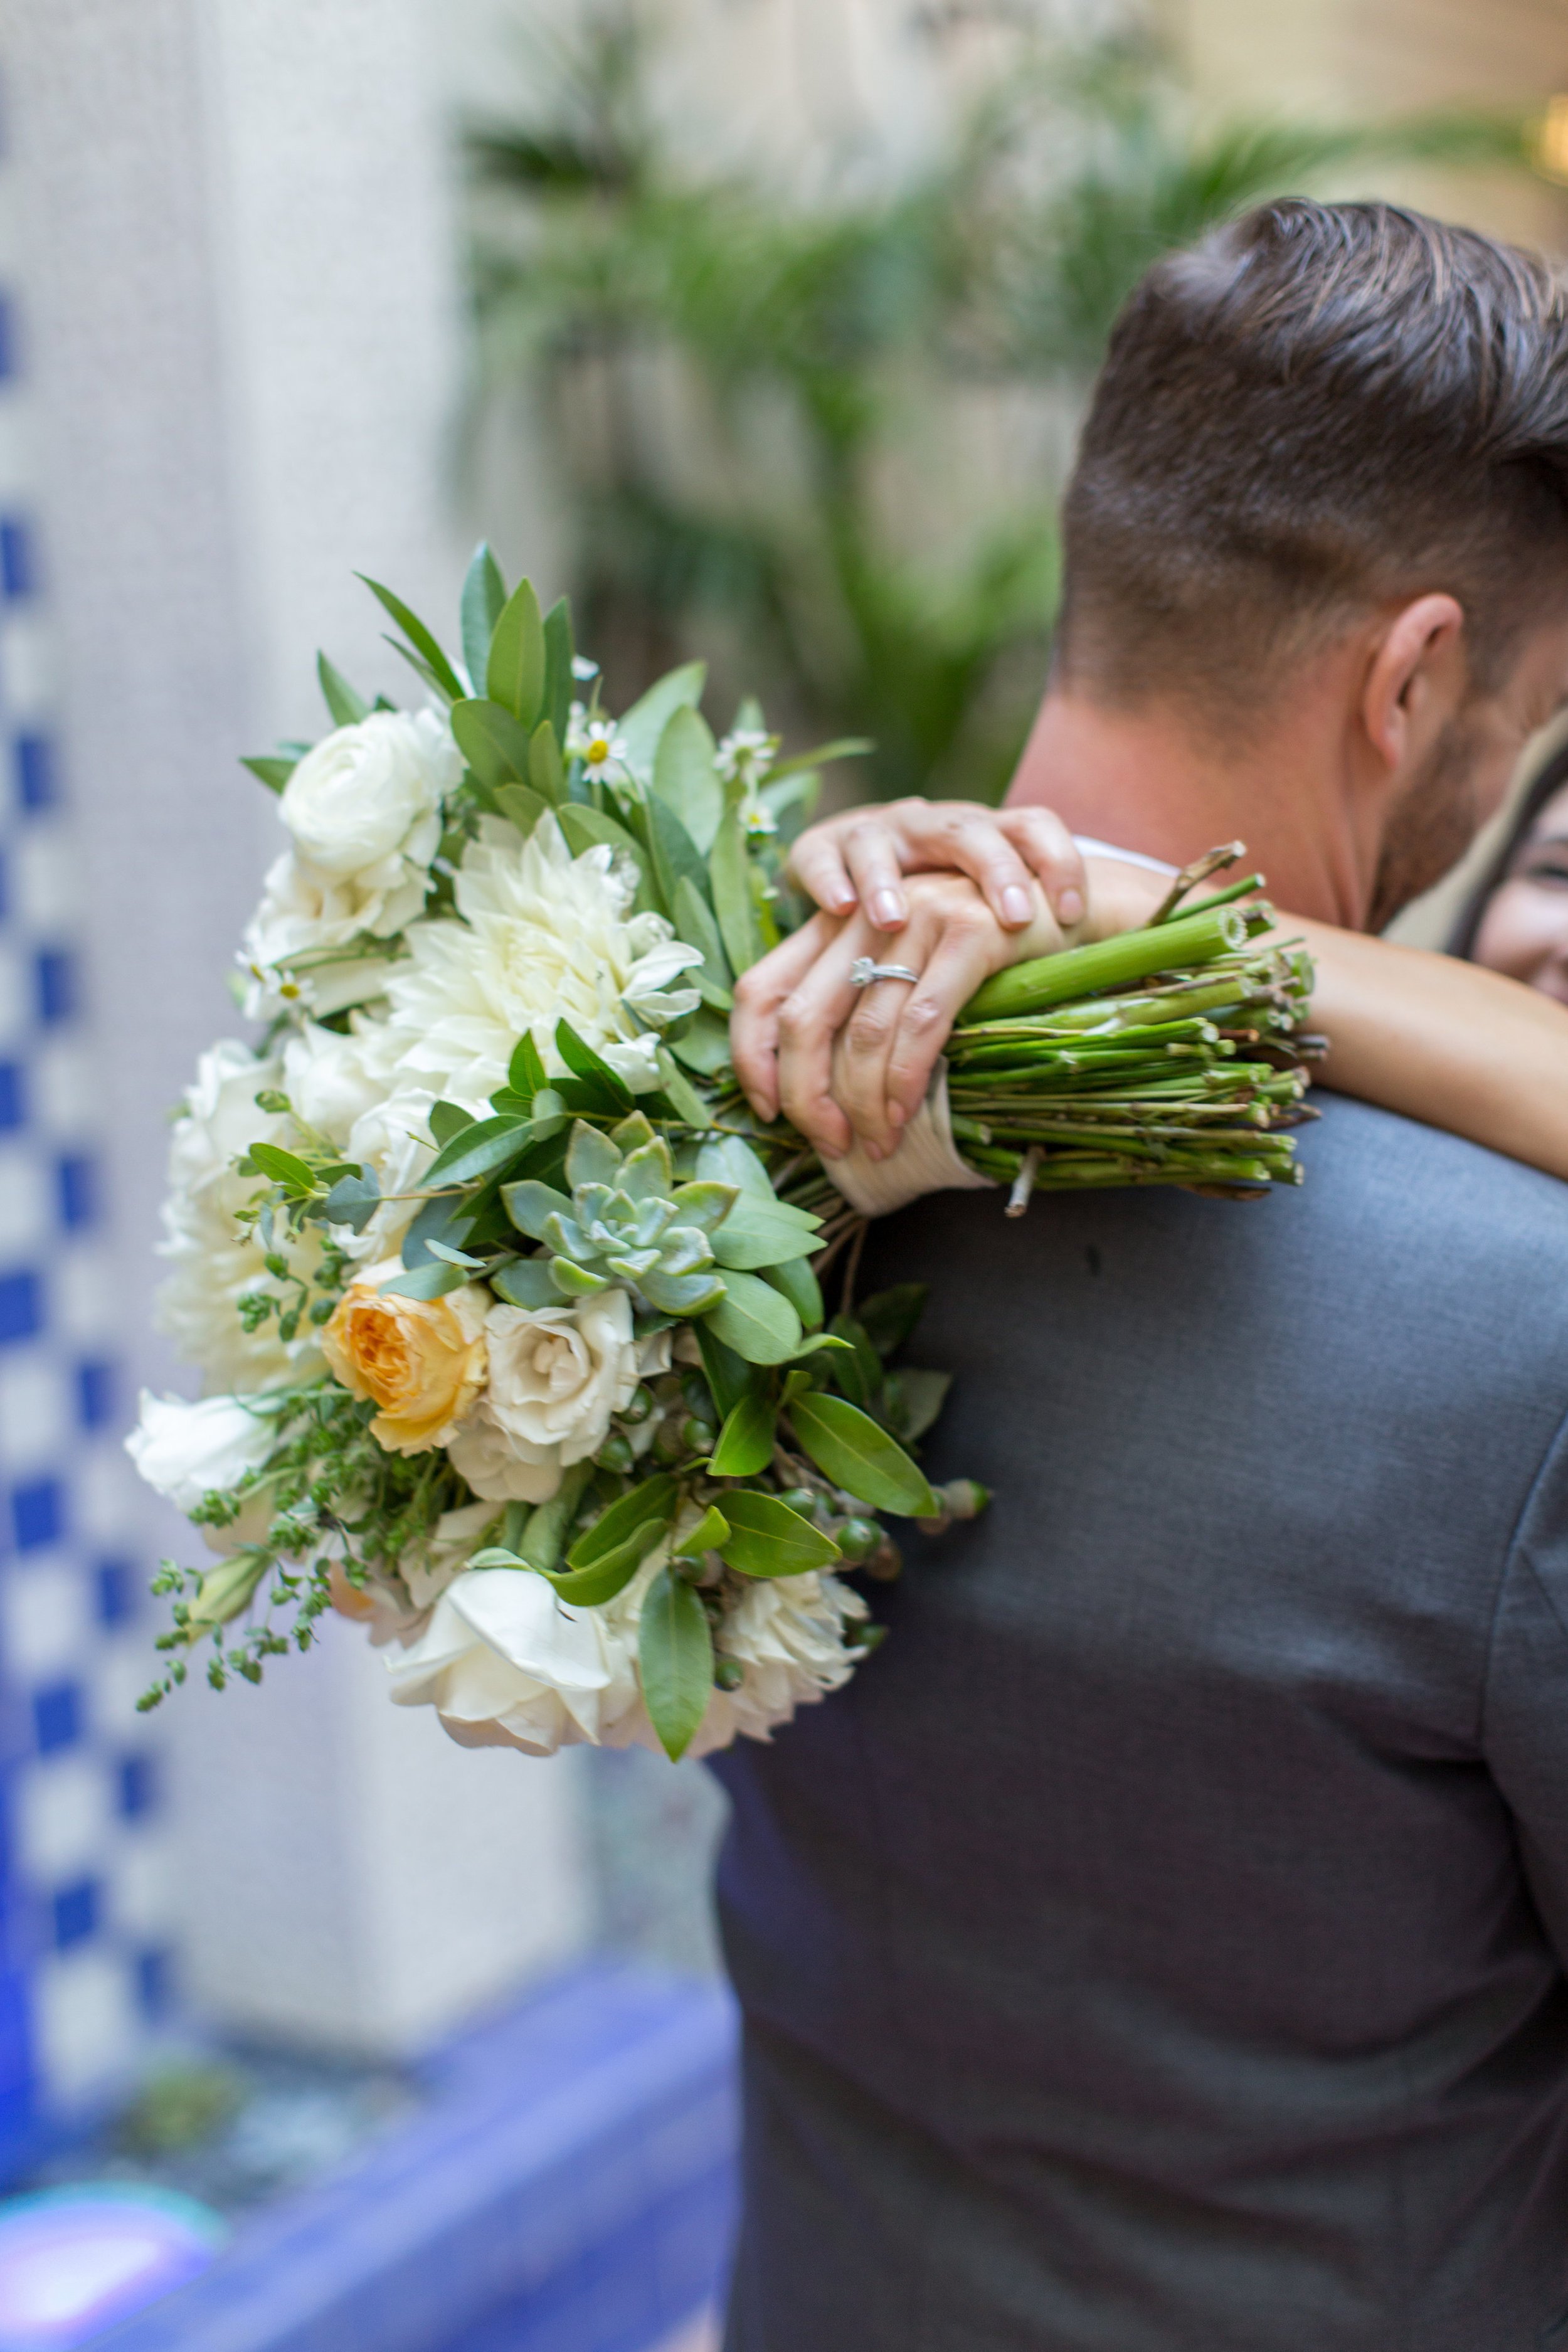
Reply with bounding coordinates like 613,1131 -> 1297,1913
467,5 -> 1537,802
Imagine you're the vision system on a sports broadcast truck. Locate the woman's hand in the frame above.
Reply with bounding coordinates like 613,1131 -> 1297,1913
787,797 -> 1089,935
732,871 -> 1066,1160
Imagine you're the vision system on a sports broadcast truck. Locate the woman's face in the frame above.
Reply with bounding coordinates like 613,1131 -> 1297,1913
1471,782 -> 1568,1006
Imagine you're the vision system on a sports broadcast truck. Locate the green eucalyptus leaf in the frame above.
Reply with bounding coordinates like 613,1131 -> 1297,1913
761,1254 -> 823,1330
429,1100 -> 477,1148
460,542 -> 507,690
508,1032 -> 549,1105
787,1391 -> 938,1517
618,660 -> 707,781
638,1567 -> 714,1761
554,805 -> 655,913
672,874 -> 734,1009
704,1271 -> 803,1365
318,1168 -> 381,1234
529,721 -> 566,807
401,1190 -> 477,1269
645,791 -> 709,927
451,696 -> 535,791
317,652 -> 369,726
358,574 -> 463,699
556,1020 -> 635,1109
669,1012 -> 734,1077
858,1283 -> 930,1357
486,577 -> 546,728
379,1261 -> 473,1301
494,781 -> 549,837
709,1391 -> 777,1477
718,1490 -> 841,1579
241,755 -> 295,795
248,1143 -> 317,1196
696,1136 -> 776,1200
882,1366 -> 953,1446
653,704 -> 723,853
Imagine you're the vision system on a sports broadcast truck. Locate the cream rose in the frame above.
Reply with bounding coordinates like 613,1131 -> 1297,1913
126,1391 -> 276,1513
448,1291 -> 667,1503
322,1265 -> 487,1454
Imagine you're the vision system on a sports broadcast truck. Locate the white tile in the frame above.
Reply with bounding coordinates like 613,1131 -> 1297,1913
0,615 -> 54,726
105,1831 -> 172,1942
16,1755 -> 110,1883
0,1352 -> 70,1470
1,1560 -> 90,1679
88,1636 -> 159,1745
0,941 -> 26,1044
29,1039 -> 100,1138
75,1447 -> 143,1546
10,831 -> 77,932
51,1246 -> 117,1348
0,1143 -> 48,1255
34,1949 -> 139,2102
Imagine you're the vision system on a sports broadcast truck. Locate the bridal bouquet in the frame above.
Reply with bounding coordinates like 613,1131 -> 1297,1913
129,554 -> 1315,1761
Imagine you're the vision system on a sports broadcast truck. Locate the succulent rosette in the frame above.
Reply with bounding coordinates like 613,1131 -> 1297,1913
131,557 -> 1313,1756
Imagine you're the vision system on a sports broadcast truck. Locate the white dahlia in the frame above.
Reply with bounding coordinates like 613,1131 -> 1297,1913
379,815 -> 702,1103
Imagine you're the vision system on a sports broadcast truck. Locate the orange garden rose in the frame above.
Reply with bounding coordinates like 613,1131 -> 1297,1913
322,1265 -> 487,1454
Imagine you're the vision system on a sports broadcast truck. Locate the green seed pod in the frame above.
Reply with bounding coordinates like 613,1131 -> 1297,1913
681,1417 -> 716,1455
594,1433 -> 635,1475
652,1416 -> 686,1464
835,1517 -> 881,1563
621,1385 -> 655,1426
775,1487 -> 817,1517
862,1537 -> 904,1584
714,1656 -> 745,1692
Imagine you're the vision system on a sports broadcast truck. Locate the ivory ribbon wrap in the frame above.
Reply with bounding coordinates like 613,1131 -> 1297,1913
826,1061 -> 997,1219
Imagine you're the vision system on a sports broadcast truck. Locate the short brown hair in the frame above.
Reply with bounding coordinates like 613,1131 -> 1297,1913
1059,200 -> 1568,721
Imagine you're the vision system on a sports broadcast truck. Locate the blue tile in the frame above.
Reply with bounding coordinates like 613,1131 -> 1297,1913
51,1880 -> 97,1951
33,949 -> 76,1025
0,1273 -> 40,1345
0,295 -> 14,385
0,518 -> 34,601
31,1683 -> 79,1756
77,1358 -> 115,1431
135,1948 -> 171,2018
11,1479 -> 62,1552
56,1154 -> 96,1231
0,847 -> 8,922
118,1753 -> 156,1820
0,1066 -> 21,1131
95,1558 -> 135,1626
14,734 -> 55,813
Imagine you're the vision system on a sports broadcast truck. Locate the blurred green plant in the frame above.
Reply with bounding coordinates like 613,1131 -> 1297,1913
467,7 -> 1535,801
115,2060 -> 245,2156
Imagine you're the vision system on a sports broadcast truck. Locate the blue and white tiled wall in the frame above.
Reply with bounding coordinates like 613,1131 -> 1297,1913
0,97 -> 170,2158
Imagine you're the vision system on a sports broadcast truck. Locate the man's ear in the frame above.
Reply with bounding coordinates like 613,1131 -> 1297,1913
1361,594 -> 1467,779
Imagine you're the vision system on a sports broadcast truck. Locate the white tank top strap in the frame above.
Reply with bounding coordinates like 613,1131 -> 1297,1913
1072,834 -> 1179,877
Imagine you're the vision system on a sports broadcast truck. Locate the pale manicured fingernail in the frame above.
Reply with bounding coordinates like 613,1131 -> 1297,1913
1002,885 -> 1031,924
1057,887 -> 1084,926
871,890 -> 904,928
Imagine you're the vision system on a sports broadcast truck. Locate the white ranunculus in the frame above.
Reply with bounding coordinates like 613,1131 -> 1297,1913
448,1291 -> 668,1503
379,815 -> 702,1104
156,1041 -> 324,1391
241,710 -> 458,1017
697,1571 -> 870,1752
281,1018 -> 399,1147
126,1391 -> 277,1513
280,709 -> 457,879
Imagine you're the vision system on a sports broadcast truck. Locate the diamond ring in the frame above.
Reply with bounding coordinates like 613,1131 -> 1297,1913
849,957 -> 921,989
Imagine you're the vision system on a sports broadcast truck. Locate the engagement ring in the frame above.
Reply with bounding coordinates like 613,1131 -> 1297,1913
849,957 -> 921,989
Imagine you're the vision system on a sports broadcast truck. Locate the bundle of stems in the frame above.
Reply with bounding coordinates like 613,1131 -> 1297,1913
944,886 -> 1318,1207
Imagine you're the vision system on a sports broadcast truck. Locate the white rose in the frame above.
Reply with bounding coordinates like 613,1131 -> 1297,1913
280,709 -> 457,879
126,1391 -> 276,1514
281,1019 -> 398,1147
386,1560 -> 637,1754
449,1291 -> 666,1503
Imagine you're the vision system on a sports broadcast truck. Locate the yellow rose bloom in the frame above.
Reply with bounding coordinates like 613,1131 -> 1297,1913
322,1265 -> 487,1455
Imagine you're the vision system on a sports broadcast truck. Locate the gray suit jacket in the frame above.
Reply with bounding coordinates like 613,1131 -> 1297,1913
714,1098 -> 1568,2350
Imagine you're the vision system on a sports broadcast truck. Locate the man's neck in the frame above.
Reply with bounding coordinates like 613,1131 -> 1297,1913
1007,688 -> 1372,930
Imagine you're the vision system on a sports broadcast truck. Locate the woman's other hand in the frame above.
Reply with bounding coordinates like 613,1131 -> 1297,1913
787,797 -> 1089,936
731,872 -> 1066,1160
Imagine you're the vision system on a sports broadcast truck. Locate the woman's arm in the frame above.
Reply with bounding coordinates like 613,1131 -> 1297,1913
748,800 -> 1568,1182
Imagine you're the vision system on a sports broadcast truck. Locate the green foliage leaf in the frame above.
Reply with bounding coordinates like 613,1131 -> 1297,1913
556,1020 -> 635,1110
460,541 -> 507,689
883,1367 -> 952,1446
317,1168 -> 380,1232
529,721 -> 567,806
241,755 -> 295,795
429,1100 -> 477,1148
653,704 -> 724,852
760,1254 -> 823,1330
379,1261 -> 474,1300
568,1473 -> 677,1570
638,1567 -> 714,1761
718,1490 -> 841,1579
317,652 -> 369,726
451,696 -> 536,791
710,1193 -> 822,1271
669,1012 -> 734,1076
401,1190 -> 477,1268
554,803 -> 655,911
704,1270 -> 803,1364
645,792 -> 709,928
858,1283 -> 930,1357
543,596 -> 575,743
672,874 -> 733,1010
618,660 -> 707,781
487,577 -> 546,727
188,1552 -> 268,1631
516,1461 -> 595,1572
696,1135 -> 775,1199
787,1390 -> 937,1517
358,574 -> 464,699
709,1391 -> 777,1477
421,1113 -> 535,1190
710,805 -> 765,975
827,1315 -> 882,1409
673,1504 -> 731,1559
509,1031 -> 549,1104
696,1324 -> 753,1422
248,1143 -> 317,1196
494,781 -> 549,837
539,1532 -> 660,1607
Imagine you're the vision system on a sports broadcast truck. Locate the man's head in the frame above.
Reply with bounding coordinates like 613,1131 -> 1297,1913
1057,200 -> 1568,924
